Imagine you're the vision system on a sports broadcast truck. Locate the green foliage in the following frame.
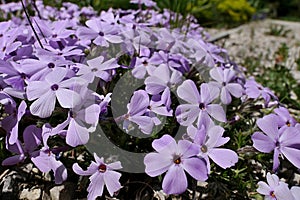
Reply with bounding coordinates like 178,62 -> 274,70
190,0 -> 255,27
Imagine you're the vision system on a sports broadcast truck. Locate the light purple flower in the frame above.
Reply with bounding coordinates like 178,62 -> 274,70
252,114 -> 300,170
209,67 -> 244,104
257,172 -> 295,200
144,134 -> 208,194
188,125 -> 238,172
72,153 -> 122,199
122,90 -> 154,134
77,18 -> 123,47
245,77 -> 277,105
77,56 -> 119,83
274,106 -> 297,128
145,63 -> 182,95
175,80 -> 226,128
31,124 -> 68,184
26,67 -> 85,118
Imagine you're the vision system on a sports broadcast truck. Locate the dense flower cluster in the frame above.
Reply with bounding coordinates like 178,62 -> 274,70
0,0 -> 299,199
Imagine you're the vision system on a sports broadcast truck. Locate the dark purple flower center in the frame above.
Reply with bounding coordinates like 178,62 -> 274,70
48,62 -> 55,68
201,145 -> 208,153
222,82 -> 226,86
91,68 -> 98,72
2,46 -> 6,52
51,84 -> 59,91
0,34 -> 3,37
20,73 -> 27,80
53,34 -> 57,38
57,52 -> 63,56
270,191 -> 276,198
173,156 -> 181,165
275,141 -> 280,147
98,164 -> 107,173
142,60 -> 148,66
199,103 -> 205,110
98,31 -> 104,36
70,110 -> 76,118
286,121 -> 291,127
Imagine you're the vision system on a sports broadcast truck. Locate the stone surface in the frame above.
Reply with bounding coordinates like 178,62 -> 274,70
19,187 -> 41,200
49,182 -> 76,200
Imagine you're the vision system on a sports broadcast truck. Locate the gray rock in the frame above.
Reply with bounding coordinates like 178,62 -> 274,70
49,182 -> 76,200
19,187 -> 41,200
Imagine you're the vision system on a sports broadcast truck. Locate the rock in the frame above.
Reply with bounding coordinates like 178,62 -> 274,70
49,182 -> 76,200
0,170 -> 25,199
19,187 -> 41,200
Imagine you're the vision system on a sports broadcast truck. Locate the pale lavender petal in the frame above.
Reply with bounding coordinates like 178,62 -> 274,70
152,134 -> 176,152
85,104 -> 100,124
175,104 -> 199,126
86,56 -> 104,67
281,146 -> 300,169
274,182 -> 295,200
56,89 -> 81,108
279,127 -> 300,146
104,171 -> 122,196
291,186 -> 300,199
200,83 -> 219,104
226,83 -> 243,98
87,172 -> 105,200
266,172 -> 279,189
72,162 -> 98,176
221,87 -> 232,105
129,115 -> 154,134
178,140 -> 200,158
162,165 -> 187,195
208,148 -> 238,168
257,181 -> 271,195
26,81 -> 49,100
209,67 -> 223,82
31,151 -> 52,172
30,90 -> 56,118
206,104 -> 226,122
144,152 -> 172,177
128,90 -> 149,116
104,35 -> 123,43
256,114 -> 279,141
251,132 -> 275,153
107,161 -> 122,170
145,76 -> 167,95
177,80 -> 200,104
205,126 -> 224,148
66,119 -> 90,147
45,67 -> 68,85
132,65 -> 146,79
182,157 -> 208,181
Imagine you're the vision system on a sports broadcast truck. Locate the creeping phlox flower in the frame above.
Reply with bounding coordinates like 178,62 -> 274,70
257,172 -> 299,200
72,153 -> 122,199
251,114 -> 300,171
175,79 -> 226,128
26,67 -> 86,118
144,134 -> 208,194
187,125 -> 238,172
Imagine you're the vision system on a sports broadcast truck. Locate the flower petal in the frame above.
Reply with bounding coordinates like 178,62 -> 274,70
208,148 -> 238,169
251,132 -> 276,153
177,80 -> 200,104
104,171 -> 122,196
182,157 -> 208,181
162,165 -> 187,195
144,152 -> 172,177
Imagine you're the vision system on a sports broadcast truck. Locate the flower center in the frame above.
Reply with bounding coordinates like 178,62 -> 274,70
99,31 -> 104,36
98,164 -> 107,173
199,103 -> 205,110
70,110 -> 76,118
48,62 -> 55,68
51,84 -> 59,91
270,191 -> 276,198
201,145 -> 208,153
286,121 -> 291,127
91,68 -> 98,72
142,60 -> 148,66
173,155 -> 181,165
